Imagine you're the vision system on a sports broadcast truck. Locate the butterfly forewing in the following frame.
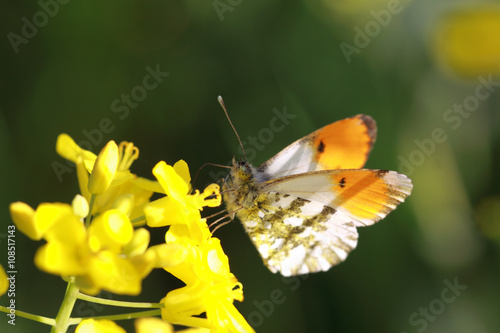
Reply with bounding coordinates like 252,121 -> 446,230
257,114 -> 377,179
262,169 -> 413,227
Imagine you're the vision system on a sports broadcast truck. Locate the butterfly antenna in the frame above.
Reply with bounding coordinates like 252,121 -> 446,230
204,208 -> 229,220
218,96 -> 247,161
211,218 -> 233,234
192,162 -> 231,188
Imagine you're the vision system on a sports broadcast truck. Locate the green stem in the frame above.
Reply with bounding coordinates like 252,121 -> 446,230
77,293 -> 162,308
131,215 -> 146,227
85,194 -> 97,227
0,306 -> 55,326
51,282 -> 80,333
68,309 -> 161,326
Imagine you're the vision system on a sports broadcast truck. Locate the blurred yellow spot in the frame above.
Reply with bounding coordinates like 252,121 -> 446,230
433,6 -> 500,78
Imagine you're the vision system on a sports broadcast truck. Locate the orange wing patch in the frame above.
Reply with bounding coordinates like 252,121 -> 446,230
329,170 -> 409,221
313,115 -> 377,170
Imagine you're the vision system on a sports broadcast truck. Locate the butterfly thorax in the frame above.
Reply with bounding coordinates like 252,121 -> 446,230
222,158 -> 269,217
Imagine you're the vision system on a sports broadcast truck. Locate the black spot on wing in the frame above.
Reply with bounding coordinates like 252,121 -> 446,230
317,140 -> 325,153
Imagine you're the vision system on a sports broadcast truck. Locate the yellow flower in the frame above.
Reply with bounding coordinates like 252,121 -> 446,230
11,198 -> 154,295
56,135 -> 156,218
144,161 -> 220,231
76,319 -> 126,333
14,134 -> 252,332
143,160 -> 251,332
10,201 -> 86,244
161,238 -> 253,333
0,265 -> 8,296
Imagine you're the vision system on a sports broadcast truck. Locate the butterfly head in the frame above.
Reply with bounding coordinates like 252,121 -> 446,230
222,157 -> 266,213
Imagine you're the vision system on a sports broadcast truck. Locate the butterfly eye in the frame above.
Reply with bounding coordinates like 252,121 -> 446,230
237,160 -> 249,169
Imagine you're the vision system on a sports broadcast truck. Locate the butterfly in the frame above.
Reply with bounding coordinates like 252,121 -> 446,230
222,113 -> 413,277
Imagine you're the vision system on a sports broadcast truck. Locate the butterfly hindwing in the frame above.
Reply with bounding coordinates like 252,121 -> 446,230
239,191 -> 359,276
257,114 -> 377,179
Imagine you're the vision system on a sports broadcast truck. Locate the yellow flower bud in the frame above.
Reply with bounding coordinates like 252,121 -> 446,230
76,319 -> 126,333
72,194 -> 89,219
0,265 -> 8,296
88,140 -> 119,194
135,318 -> 174,333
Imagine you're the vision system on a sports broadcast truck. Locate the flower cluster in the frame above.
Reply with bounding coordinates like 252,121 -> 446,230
6,134 -> 253,332
10,136 -> 156,295
143,161 -> 252,332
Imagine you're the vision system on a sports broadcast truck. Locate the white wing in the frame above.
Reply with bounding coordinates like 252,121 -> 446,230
238,192 -> 359,276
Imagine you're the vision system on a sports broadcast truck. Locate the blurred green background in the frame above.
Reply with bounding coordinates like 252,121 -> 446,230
1,0 -> 500,332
